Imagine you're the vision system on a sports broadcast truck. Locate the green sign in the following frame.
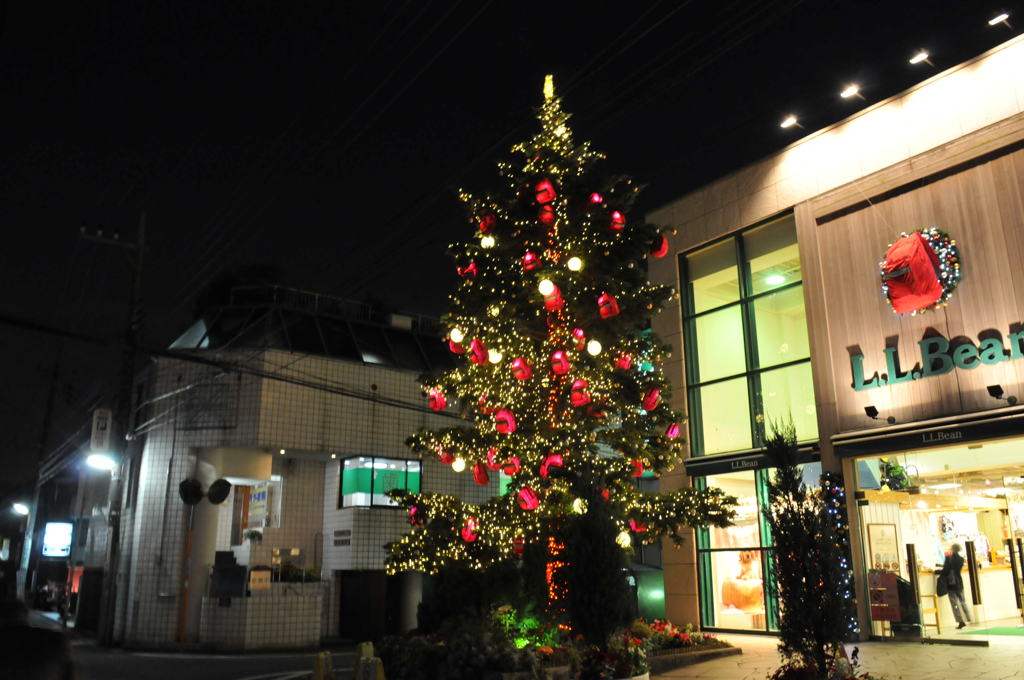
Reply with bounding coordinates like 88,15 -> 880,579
851,327 -> 1024,391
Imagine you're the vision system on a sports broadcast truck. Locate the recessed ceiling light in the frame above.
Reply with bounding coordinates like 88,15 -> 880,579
279,448 -> 286,455
989,12 -> 1010,26
766,274 -> 786,285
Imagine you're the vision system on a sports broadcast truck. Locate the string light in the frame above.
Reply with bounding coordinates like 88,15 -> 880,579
488,349 -> 504,364
538,279 -> 555,296
450,328 -> 465,343
451,457 -> 466,473
566,256 -> 583,271
586,339 -> 602,356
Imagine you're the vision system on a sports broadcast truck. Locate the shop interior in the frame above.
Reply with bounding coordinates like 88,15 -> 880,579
854,438 -> 1024,635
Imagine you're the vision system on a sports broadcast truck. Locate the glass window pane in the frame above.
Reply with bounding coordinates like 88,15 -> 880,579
705,471 -> 759,548
759,363 -> 818,442
687,240 -> 739,314
698,378 -> 752,454
752,285 -> 810,367
692,307 -> 746,382
407,461 -> 421,493
745,215 -> 801,295
707,549 -> 767,630
341,457 -> 374,507
372,459 -> 408,506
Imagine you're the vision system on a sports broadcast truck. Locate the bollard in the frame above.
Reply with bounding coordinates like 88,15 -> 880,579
312,650 -> 334,680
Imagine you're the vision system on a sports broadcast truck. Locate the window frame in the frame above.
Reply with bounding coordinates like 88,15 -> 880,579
338,456 -> 422,508
678,212 -> 813,457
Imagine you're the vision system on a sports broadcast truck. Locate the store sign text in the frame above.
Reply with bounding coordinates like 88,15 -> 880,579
851,328 -> 1024,391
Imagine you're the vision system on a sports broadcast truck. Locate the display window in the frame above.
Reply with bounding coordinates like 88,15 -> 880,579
681,213 -> 816,457
852,438 -> 1024,633
695,470 -> 779,632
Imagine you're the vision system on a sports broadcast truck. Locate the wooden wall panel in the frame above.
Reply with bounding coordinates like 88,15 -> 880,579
805,148 -> 1024,433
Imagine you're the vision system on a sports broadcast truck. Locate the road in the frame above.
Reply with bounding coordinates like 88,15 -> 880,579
72,639 -> 355,680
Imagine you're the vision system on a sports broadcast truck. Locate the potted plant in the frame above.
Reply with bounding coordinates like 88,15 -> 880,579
243,528 -> 263,544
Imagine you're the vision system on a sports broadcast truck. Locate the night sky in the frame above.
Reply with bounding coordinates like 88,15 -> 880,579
0,1 -> 1016,495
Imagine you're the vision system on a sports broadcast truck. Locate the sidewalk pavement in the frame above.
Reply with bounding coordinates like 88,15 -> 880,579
656,631 -> 1024,680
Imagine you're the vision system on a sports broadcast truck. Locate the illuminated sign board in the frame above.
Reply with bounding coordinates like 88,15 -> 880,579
851,327 -> 1024,391
41,522 -> 73,558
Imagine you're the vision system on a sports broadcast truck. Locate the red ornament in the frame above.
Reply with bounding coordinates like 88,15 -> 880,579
449,340 -> 465,354
631,460 -> 644,477
543,285 -> 565,312
589,192 -> 603,204
570,379 -> 591,407
601,489 -> 610,501
538,204 -> 557,227
523,251 -> 541,271
461,516 -> 479,542
477,394 -> 496,415
586,403 -> 606,419
473,463 -> 490,486
511,357 -> 533,381
479,213 -> 496,233
629,519 -> 648,533
650,235 -> 669,258
610,210 -> 626,231
882,232 -> 945,314
517,487 -> 540,511
502,456 -> 521,476
427,388 -> 446,412
614,353 -> 632,370
456,261 -> 478,278
572,328 -> 586,350
495,408 -> 517,434
642,388 -> 661,412
535,178 -> 556,204
666,422 -> 680,439
598,293 -> 620,319
551,350 -> 571,375
513,536 -> 525,557
438,450 -> 455,465
539,453 -> 563,478
409,505 -> 425,527
486,447 -> 501,471
469,338 -> 488,365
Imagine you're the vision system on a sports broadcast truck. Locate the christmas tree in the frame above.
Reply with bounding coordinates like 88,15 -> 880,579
764,424 -> 857,677
385,77 -> 735,612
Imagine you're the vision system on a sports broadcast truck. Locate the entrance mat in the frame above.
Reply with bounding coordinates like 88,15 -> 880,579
959,627 -> 1024,636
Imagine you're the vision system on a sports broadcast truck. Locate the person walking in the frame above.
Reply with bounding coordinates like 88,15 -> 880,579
938,543 -> 971,629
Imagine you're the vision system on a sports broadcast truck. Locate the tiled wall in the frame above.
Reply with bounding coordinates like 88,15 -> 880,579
115,346 -> 493,648
199,583 -> 323,651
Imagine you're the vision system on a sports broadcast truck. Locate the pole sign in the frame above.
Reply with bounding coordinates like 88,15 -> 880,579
91,408 -> 113,452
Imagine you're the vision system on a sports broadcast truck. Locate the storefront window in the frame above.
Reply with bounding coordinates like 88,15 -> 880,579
682,213 -> 816,455
696,471 -> 777,631
340,457 -> 421,507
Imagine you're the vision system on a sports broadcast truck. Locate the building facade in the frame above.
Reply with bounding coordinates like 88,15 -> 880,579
649,35 -> 1024,636
23,287 -> 498,649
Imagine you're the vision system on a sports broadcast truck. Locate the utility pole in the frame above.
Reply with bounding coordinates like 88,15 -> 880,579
81,212 -> 146,646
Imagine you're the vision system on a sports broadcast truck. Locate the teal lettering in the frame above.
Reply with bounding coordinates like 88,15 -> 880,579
851,354 -> 880,391
884,347 -> 914,384
1009,331 -> 1024,359
978,337 -> 1007,365
919,337 -> 953,377
953,342 -> 980,369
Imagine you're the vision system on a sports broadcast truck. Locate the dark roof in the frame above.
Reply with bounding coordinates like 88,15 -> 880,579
170,285 -> 453,373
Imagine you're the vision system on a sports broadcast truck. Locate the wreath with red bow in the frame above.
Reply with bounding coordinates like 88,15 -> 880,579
879,227 -> 961,315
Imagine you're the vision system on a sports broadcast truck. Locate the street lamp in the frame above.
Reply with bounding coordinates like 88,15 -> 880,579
86,453 -> 118,471
12,502 -> 29,516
